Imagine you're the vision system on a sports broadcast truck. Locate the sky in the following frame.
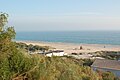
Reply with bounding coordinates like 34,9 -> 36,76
0,0 -> 120,31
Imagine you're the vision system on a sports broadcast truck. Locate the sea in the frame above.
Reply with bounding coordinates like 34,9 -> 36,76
16,31 -> 120,45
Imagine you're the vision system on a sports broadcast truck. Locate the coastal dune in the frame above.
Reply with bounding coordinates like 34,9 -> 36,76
17,41 -> 120,54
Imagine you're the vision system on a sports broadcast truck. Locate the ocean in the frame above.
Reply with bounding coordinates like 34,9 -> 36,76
16,31 -> 120,45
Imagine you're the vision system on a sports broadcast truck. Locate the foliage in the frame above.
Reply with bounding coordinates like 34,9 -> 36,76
82,59 -> 94,66
18,56 -> 99,80
96,70 -> 119,80
102,71 -> 116,80
16,42 -> 50,52
0,13 -> 34,80
0,13 -> 15,54
95,51 -> 120,60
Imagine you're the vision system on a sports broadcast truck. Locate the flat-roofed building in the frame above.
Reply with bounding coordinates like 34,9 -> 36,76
91,59 -> 120,77
45,50 -> 64,57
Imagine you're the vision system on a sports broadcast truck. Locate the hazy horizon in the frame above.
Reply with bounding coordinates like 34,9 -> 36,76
15,29 -> 120,32
1,0 -> 120,31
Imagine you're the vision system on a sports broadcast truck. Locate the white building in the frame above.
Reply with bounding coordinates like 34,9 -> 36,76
45,50 -> 64,57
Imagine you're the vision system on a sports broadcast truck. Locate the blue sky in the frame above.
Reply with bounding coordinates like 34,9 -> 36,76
0,0 -> 120,31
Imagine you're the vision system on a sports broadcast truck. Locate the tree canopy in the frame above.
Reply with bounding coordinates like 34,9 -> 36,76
0,13 -> 16,54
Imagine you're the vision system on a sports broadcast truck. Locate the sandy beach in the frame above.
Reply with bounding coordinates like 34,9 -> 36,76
16,41 -> 120,54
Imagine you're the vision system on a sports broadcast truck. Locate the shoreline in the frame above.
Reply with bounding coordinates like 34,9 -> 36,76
16,40 -> 120,47
16,40 -> 120,54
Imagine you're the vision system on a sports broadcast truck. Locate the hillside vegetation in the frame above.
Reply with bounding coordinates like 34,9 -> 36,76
0,13 -> 118,80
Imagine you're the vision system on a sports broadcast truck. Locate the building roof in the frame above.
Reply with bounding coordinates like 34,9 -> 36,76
91,59 -> 120,70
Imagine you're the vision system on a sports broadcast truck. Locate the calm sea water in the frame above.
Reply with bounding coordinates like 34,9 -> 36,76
16,31 -> 120,45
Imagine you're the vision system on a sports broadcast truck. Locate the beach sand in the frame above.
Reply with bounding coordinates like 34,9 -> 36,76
17,41 -> 120,54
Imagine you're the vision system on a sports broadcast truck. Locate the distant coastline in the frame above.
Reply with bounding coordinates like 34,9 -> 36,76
16,40 -> 120,48
16,31 -> 120,45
